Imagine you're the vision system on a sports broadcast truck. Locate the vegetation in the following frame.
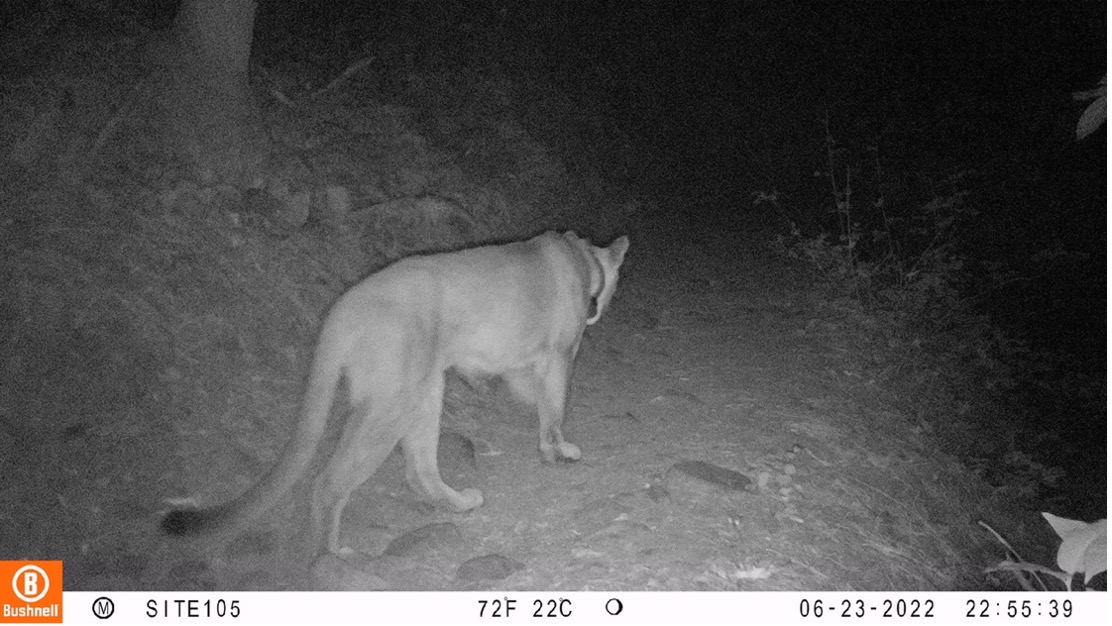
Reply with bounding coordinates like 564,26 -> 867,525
985,513 -> 1106,591
769,101 -> 1104,587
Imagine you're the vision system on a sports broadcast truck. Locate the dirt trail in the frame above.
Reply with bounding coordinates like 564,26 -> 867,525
66,227 -> 1005,592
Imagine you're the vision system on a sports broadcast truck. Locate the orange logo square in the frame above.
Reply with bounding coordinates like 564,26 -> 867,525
0,562 -> 63,624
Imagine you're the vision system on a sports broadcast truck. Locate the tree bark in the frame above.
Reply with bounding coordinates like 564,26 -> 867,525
147,0 -> 265,185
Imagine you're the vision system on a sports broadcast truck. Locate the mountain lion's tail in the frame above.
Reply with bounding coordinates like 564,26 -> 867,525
160,334 -> 345,541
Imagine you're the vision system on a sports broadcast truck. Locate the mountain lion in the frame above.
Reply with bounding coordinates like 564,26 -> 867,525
162,231 -> 630,554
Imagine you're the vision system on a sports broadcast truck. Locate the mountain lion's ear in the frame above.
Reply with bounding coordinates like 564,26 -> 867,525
585,235 -> 629,325
609,235 -> 630,260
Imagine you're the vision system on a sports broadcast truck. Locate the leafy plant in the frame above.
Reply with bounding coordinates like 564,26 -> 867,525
982,514 -> 1107,591
1072,77 -> 1105,141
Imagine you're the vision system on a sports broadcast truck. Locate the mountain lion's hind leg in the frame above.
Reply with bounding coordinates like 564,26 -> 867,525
400,374 -> 484,512
310,401 -> 407,555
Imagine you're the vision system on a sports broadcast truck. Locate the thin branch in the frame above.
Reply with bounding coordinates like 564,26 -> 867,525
979,520 -> 1050,591
314,56 -> 377,97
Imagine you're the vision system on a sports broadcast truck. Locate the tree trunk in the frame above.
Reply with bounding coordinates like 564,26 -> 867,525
147,0 -> 265,185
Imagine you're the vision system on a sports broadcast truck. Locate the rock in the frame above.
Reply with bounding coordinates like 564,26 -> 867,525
667,460 -> 752,495
310,553 -> 390,591
383,522 -> 464,557
457,554 -> 524,582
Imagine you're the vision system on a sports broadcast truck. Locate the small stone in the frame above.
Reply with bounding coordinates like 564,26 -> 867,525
671,460 -> 752,491
310,554 -> 390,591
383,522 -> 463,557
456,554 -> 524,582
646,484 -> 670,502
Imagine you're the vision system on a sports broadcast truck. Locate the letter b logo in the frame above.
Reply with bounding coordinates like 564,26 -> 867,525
13,565 -> 48,603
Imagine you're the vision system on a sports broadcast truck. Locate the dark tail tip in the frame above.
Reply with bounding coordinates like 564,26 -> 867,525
160,509 -> 210,536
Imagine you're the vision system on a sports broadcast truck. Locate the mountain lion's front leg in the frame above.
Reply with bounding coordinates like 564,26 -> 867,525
535,352 -> 582,464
